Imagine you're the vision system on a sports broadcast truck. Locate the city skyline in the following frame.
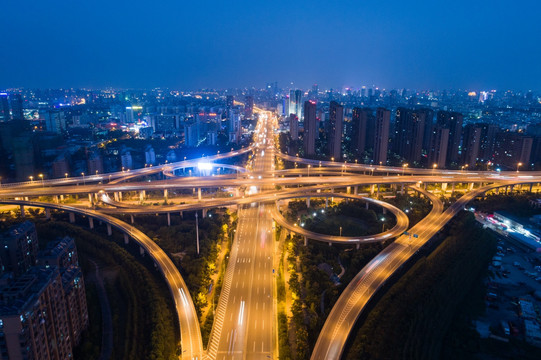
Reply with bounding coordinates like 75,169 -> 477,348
1,1 -> 540,90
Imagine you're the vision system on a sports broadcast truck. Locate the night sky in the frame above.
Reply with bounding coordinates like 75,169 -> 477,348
1,0 -> 539,90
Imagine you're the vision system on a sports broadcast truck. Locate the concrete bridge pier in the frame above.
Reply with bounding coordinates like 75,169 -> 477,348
60,195 -> 65,201
164,189 -> 168,201
468,182 -> 474,191
304,236 -> 308,246
107,224 -> 112,236
198,188 -> 202,201
139,190 -> 146,202
114,192 -> 119,202
88,194 -> 94,206
20,205 -> 25,218
69,212 -> 75,223
88,217 -> 94,229
45,208 -> 51,219
441,183 -> 448,193
124,233 -> 129,244
167,212 -> 171,226
354,186 -> 358,195
130,215 -> 134,224
54,195 -> 59,203
376,184 -> 380,198
118,192 -> 122,201
451,183 -> 455,195
370,184 -> 375,195
24,197 -> 29,201
325,197 -> 328,208
530,183 -> 534,192
346,186 -> 351,194
306,197 -> 310,208
202,208 -> 208,218
356,243 -> 360,250
179,211 -> 183,219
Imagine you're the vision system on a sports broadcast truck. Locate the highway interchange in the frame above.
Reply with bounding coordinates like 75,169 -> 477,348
2,112 -> 541,360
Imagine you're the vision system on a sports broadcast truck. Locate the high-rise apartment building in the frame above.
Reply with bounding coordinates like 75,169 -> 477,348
427,125 -> 450,169
303,101 -> 317,156
289,90 -> 302,119
351,107 -> 370,156
9,94 -> 24,121
493,132 -> 533,169
0,93 -> 10,122
289,114 -> 299,140
0,221 -> 39,277
462,124 -> 482,167
244,96 -> 254,118
437,111 -> 463,166
328,101 -> 343,160
373,108 -> 390,165
393,108 -> 426,165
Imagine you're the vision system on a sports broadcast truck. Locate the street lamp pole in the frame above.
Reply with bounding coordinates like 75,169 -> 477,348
195,212 -> 200,255
339,226 -> 342,237
517,162 -> 523,172
39,174 -> 44,187
81,172 -> 85,185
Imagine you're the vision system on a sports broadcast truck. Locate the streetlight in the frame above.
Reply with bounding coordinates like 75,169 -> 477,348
307,164 -> 310,177
81,172 -> 85,185
65,173 -> 68,179
339,226 -> 342,236
432,163 -> 437,175
39,174 -> 44,186
29,175 -> 34,183
402,163 -> 408,175
517,162 -> 523,172
381,217 -> 386,232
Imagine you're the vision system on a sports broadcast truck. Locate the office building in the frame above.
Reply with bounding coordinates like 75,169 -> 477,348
226,95 -> 234,109
289,90 -> 302,119
145,145 -> 156,165
52,155 -> 70,179
87,153 -> 104,176
479,123 -> 499,161
44,110 -> 67,134
303,101 -> 317,156
373,108 -> 390,165
328,101 -> 343,160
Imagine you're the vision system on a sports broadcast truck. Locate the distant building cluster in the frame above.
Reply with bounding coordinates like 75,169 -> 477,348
0,221 -> 88,360
281,87 -> 541,170
0,90 -> 258,183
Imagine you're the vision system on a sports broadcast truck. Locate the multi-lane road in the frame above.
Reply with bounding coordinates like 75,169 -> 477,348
2,111 -> 541,360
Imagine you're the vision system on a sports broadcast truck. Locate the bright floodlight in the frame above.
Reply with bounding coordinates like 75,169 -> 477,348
197,162 -> 213,171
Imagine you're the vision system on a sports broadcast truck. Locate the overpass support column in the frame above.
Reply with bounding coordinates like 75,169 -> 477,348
451,183 -> 455,195
124,233 -> 129,244
167,212 -> 171,226
69,212 -> 75,223
304,236 -> 307,246
530,183 -> 533,192
330,187 -> 334,193
401,184 -> 405,194
441,183 -> 448,192
139,190 -> 146,202
468,182 -> 474,191
130,215 -> 134,224
347,186 -> 351,194
118,192 -> 122,201
20,205 -> 25,218
328,242 -> 332,247
45,208 -> 51,219
24,197 -> 29,201
60,195 -> 65,202
179,211 -> 183,219
88,194 -> 94,206
198,188 -> 202,201
54,195 -> 59,204
423,183 -> 427,190
325,197 -> 328,209
107,224 -> 112,236
89,217 -> 94,229
376,184 -> 380,198
114,192 -> 119,202
306,197 -> 310,208
164,189 -> 168,201
235,188 -> 240,197
356,243 -> 360,250
365,202 -> 369,209
354,186 -> 358,195
202,209 -> 207,218
370,184 -> 375,195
